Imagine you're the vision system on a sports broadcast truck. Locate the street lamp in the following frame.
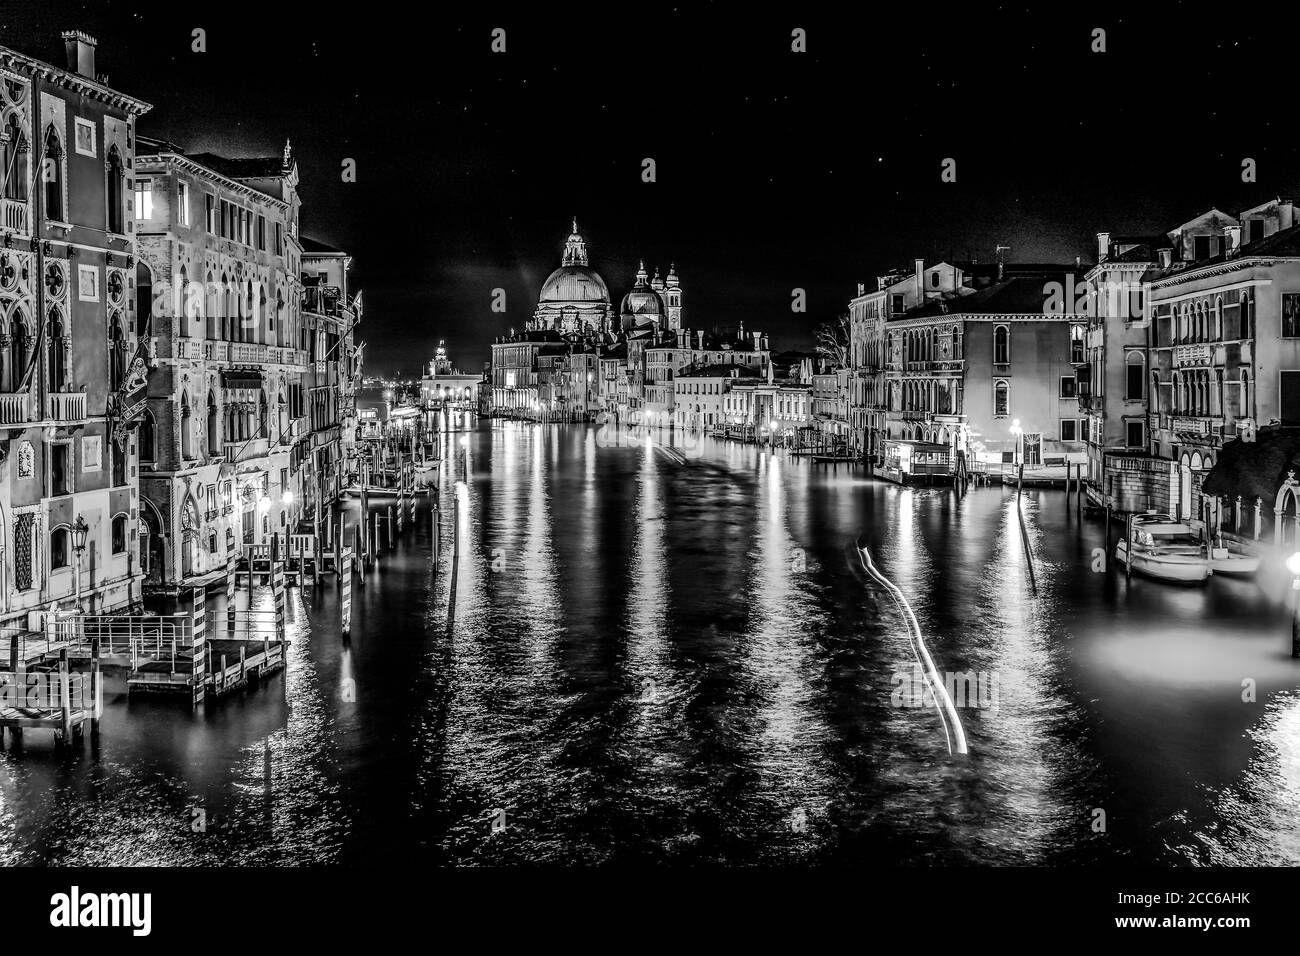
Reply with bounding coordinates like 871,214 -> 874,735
72,515 -> 88,614
1288,551 -> 1300,658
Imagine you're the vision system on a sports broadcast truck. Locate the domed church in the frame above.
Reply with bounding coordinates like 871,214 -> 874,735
532,219 -> 614,334
530,219 -> 683,337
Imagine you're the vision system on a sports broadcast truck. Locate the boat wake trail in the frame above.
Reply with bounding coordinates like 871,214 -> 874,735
854,536 -> 969,757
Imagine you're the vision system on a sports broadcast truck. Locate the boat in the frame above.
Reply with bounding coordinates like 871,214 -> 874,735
412,459 -> 441,487
1114,514 -> 1211,584
342,484 -> 428,499
1116,513 -> 1210,582
1208,539 -> 1262,577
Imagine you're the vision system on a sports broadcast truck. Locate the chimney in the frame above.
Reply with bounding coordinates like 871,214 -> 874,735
857,282 -> 865,296
61,30 -> 97,79
1157,247 -> 1173,269
761,334 -> 769,351
1224,224 -> 1241,255
696,329 -> 704,350
914,258 -> 925,300
1097,232 -> 1111,263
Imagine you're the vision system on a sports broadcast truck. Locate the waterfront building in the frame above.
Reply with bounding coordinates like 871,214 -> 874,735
134,140 -> 307,590
1145,201 -> 1300,523
420,340 -> 482,410
0,32 -> 151,624
811,364 -> 851,450
724,354 -> 815,443
883,262 -> 1088,471
674,363 -> 760,431
300,236 -> 360,520
848,260 -> 968,463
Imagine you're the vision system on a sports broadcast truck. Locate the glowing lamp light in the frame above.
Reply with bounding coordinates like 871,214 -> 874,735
281,490 -> 294,506
1287,552 -> 1300,578
258,493 -> 271,510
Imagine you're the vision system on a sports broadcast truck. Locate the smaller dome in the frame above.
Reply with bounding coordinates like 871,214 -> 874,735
620,288 -> 665,316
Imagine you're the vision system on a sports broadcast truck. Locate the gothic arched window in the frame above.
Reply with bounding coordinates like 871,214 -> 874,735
106,144 -> 125,234
2,113 -> 29,202
42,125 -> 63,221
993,325 -> 1010,365
49,307 -> 68,391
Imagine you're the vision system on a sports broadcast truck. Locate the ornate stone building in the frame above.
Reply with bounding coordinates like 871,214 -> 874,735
134,140 -> 307,591
0,32 -> 151,625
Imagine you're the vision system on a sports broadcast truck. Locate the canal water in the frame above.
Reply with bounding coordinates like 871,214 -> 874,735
2,419 -> 1298,866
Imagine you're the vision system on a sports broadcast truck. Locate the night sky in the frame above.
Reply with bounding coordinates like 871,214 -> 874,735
3,2 -> 1297,375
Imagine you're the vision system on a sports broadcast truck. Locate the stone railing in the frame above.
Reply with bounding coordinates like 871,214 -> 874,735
1,198 -> 29,234
0,392 -> 31,425
47,391 -> 87,422
224,437 -> 269,462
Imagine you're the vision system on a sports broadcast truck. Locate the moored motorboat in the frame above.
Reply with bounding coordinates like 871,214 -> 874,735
1114,516 -> 1211,584
1208,544 -> 1261,577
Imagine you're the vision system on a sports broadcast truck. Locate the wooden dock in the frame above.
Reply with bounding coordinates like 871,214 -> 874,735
206,636 -> 285,697
0,650 -> 103,745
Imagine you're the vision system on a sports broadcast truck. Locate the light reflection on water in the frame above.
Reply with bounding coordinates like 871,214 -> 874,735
2,420 -> 1300,866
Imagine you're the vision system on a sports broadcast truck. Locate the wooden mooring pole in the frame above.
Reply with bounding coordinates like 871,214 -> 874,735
90,638 -> 101,740
1125,512 -> 1134,582
58,650 -> 72,745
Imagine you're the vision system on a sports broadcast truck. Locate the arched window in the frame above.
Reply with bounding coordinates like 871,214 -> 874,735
178,265 -> 193,336
1150,372 -> 1161,414
48,307 -> 68,391
223,274 -> 235,341
993,379 -> 1009,417
1125,351 -> 1145,401
207,390 -> 220,453
111,514 -> 127,554
138,409 -> 156,464
1240,369 -> 1251,418
1070,324 -> 1085,364
181,392 -> 193,460
50,526 -> 70,570
108,313 -> 127,391
106,144 -> 125,234
2,113 -> 29,202
3,308 -> 29,392
993,325 -> 1010,364
42,125 -> 63,221
1241,292 -> 1253,339
244,279 -> 255,342
205,271 -> 218,338
1214,297 -> 1223,340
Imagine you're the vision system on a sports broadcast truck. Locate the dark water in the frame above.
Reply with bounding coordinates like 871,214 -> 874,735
3,418 -> 1299,866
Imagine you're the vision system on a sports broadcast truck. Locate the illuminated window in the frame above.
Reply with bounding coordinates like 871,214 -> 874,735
134,178 -> 152,219
993,379 -> 1009,417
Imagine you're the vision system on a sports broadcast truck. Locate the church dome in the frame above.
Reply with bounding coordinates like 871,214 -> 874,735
619,259 -> 664,317
539,265 -> 611,304
620,287 -> 665,316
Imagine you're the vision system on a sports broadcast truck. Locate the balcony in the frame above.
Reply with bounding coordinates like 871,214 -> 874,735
224,438 -> 269,462
47,392 -> 87,422
0,392 -> 32,425
2,198 -> 29,234
176,339 -> 308,367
